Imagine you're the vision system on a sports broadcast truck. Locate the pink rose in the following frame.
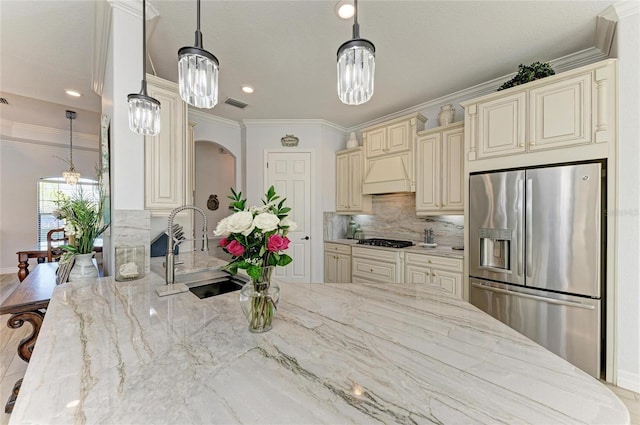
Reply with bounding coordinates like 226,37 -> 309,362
218,238 -> 229,247
226,240 -> 245,256
267,235 -> 290,252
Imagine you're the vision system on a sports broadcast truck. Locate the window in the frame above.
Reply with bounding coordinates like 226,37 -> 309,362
37,177 -> 100,249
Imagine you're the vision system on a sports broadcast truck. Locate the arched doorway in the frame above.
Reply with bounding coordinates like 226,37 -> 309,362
194,140 -> 236,253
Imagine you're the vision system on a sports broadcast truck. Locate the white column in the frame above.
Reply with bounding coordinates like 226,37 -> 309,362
100,0 -> 156,275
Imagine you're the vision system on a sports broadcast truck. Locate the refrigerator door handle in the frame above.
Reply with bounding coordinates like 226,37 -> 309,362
516,178 -> 524,278
471,282 -> 596,310
525,178 -> 533,278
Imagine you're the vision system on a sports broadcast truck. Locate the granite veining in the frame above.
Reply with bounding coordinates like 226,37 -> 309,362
10,276 -> 628,424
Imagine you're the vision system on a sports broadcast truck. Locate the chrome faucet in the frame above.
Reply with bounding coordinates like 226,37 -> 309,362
165,205 -> 209,285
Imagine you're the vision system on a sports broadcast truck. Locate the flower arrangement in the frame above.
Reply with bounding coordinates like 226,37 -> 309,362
53,188 -> 108,256
214,186 -> 296,280
214,186 -> 296,332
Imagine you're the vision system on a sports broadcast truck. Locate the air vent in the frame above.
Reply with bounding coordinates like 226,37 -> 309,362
223,97 -> 248,109
0,98 -> 9,105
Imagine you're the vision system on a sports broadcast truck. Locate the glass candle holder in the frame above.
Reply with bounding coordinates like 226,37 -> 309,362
115,246 -> 145,282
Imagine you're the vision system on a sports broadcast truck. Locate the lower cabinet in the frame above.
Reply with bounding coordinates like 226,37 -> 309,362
351,247 -> 402,283
324,243 -> 352,283
403,252 -> 463,297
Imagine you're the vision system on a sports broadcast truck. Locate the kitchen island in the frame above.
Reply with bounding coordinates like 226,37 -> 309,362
10,273 -> 628,424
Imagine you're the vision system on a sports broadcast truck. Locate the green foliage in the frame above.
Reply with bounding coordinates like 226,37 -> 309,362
498,62 -> 555,91
53,188 -> 109,255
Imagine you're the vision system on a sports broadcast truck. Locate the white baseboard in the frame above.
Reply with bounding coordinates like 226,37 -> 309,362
0,267 -> 18,275
617,370 -> 640,393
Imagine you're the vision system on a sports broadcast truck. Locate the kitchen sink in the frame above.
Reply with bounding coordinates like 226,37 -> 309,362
189,278 -> 243,299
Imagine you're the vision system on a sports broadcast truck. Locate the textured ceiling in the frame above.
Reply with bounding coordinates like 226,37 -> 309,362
0,0 -> 615,133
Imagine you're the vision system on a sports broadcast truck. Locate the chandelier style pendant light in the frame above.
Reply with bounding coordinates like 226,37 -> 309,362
178,0 -> 219,109
337,0 -> 375,105
62,110 -> 81,185
128,0 -> 161,136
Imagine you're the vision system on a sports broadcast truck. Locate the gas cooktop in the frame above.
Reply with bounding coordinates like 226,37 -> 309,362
357,238 -> 414,248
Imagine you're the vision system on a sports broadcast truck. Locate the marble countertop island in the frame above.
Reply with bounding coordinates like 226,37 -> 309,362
11,274 -> 628,424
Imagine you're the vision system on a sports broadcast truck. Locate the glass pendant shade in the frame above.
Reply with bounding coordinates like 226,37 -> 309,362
337,39 -> 375,105
127,0 -> 161,136
128,93 -> 161,135
63,169 -> 81,185
178,46 -> 219,108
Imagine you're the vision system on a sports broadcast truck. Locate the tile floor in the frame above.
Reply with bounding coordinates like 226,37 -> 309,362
0,271 -> 639,424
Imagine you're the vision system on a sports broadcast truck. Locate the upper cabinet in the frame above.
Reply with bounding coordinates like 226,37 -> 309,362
416,122 -> 464,215
336,147 -> 372,214
361,113 -> 426,194
144,75 -> 191,216
462,60 -> 616,162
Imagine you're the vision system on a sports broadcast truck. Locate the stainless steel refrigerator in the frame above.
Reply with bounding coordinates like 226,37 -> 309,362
469,162 -> 604,378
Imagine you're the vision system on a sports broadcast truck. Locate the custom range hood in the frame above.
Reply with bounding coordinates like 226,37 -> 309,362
362,154 -> 414,194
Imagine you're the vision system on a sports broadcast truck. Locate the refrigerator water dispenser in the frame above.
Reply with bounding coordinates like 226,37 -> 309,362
479,228 -> 511,270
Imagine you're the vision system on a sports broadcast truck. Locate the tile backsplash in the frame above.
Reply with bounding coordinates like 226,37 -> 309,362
324,193 -> 464,247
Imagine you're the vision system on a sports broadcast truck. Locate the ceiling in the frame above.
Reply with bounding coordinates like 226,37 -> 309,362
0,0 -> 616,134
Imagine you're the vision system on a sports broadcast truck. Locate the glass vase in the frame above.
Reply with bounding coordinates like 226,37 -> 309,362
239,266 -> 280,333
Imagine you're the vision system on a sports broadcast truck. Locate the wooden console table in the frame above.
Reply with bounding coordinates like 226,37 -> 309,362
17,246 -> 102,282
0,262 -> 57,413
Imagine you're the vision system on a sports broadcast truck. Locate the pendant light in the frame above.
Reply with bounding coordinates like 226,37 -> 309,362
62,110 -> 81,185
128,0 -> 161,136
337,0 -> 375,105
178,0 -> 219,109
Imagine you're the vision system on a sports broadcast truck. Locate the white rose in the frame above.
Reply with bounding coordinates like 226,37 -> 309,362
225,211 -> 255,234
280,217 -> 297,232
213,216 -> 230,237
253,212 -> 280,232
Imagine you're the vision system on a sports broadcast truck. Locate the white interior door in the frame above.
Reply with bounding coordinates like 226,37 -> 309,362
265,152 -> 311,283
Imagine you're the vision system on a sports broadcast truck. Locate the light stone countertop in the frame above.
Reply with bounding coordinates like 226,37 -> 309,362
10,275 -> 628,424
326,238 -> 465,259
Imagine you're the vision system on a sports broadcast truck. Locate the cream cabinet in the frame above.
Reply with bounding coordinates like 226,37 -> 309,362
144,75 -> 190,216
324,243 -> 352,283
351,247 -> 402,283
463,60 -> 615,162
404,252 -> 463,297
416,122 -> 464,215
361,113 -> 426,194
336,148 -> 372,214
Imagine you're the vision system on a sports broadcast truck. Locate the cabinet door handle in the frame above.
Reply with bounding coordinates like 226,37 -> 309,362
530,141 -> 536,146
442,202 -> 446,206
519,143 -> 525,147
370,268 -> 374,272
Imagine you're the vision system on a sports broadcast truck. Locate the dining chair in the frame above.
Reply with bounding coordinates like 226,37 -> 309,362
46,228 -> 68,262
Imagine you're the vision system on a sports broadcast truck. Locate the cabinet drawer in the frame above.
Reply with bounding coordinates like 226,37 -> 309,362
352,247 -> 399,263
352,257 -> 396,283
324,243 -> 352,255
405,253 -> 463,272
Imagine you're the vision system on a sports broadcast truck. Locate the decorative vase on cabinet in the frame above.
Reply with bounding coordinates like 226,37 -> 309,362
346,132 -> 359,149
438,104 -> 456,127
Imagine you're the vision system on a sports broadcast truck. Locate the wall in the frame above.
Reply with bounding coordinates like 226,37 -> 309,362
194,141 -> 235,243
612,11 -> 640,393
0,138 -> 99,273
244,120 -> 345,282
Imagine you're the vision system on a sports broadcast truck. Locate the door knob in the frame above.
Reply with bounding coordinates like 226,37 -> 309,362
301,236 -> 310,240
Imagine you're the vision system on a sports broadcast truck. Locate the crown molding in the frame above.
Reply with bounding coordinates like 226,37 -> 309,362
92,0 -> 112,96
93,1 -> 159,96
347,47 -> 610,132
242,119 -> 347,133
1,120 -> 98,149
188,109 -> 241,129
614,0 -> 640,19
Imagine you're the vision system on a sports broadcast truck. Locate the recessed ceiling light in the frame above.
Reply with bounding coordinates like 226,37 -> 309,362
241,85 -> 254,94
335,0 -> 355,19
65,90 -> 82,97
